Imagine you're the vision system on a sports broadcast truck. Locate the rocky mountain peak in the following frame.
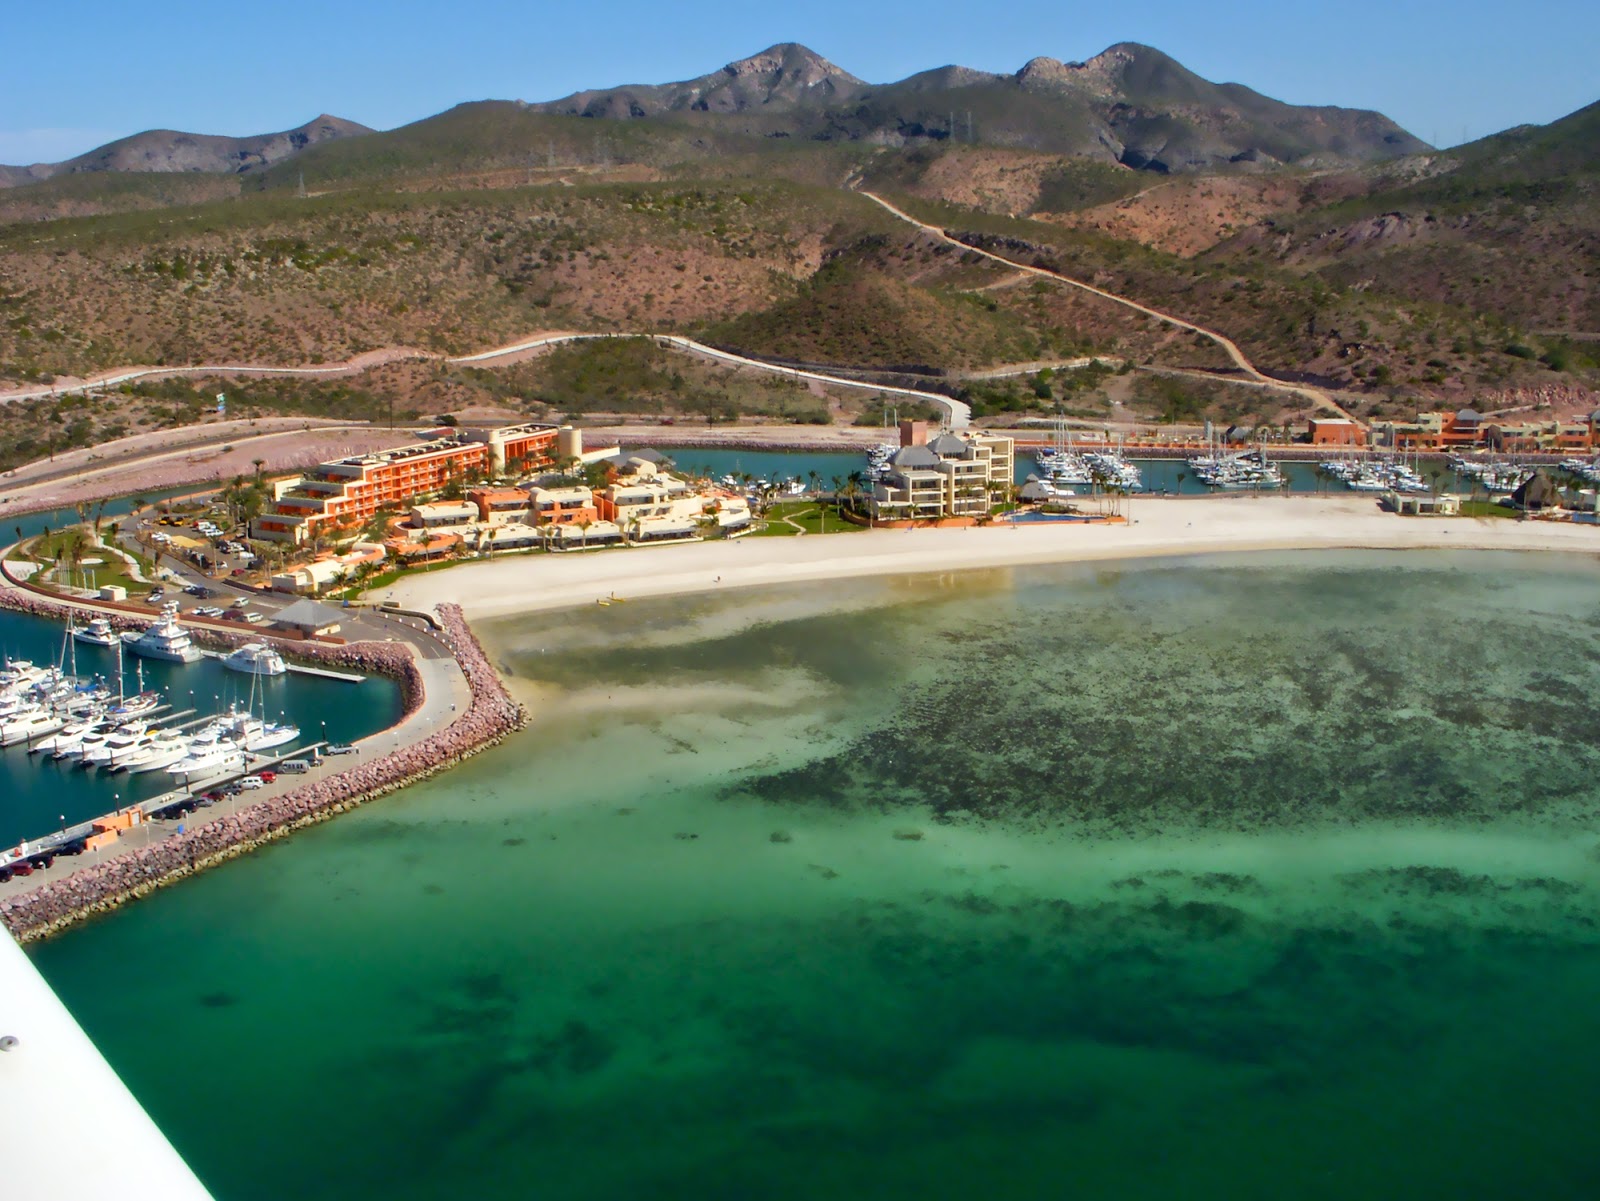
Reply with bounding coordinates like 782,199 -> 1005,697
723,43 -> 862,87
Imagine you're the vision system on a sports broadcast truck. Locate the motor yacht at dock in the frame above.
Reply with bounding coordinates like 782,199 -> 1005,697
166,741 -> 247,782
122,603 -> 202,664
115,729 -> 193,774
219,704 -> 300,752
31,715 -> 106,756
73,617 -> 118,648
0,705 -> 67,748
222,643 -> 287,677
80,720 -> 156,769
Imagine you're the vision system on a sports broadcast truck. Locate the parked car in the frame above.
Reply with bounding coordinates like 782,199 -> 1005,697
231,568 -> 248,577
325,744 -> 359,756
238,775 -> 264,790
244,612 -> 266,624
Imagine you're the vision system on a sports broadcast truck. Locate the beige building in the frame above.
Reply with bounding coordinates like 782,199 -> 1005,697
869,431 -> 1015,521
407,502 -> 478,530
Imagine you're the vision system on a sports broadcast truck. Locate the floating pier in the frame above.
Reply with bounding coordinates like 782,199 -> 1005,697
197,649 -> 364,683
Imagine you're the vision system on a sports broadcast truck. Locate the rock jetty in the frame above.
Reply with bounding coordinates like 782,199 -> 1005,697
0,603 -> 525,943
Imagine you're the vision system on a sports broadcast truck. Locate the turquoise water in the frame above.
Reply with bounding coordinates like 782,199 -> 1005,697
0,609 -> 403,846
3,483 -> 200,542
657,446 -> 1332,494
29,551 -> 1600,1201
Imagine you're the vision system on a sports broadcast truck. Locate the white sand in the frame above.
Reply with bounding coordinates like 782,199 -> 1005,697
389,496 -> 1600,620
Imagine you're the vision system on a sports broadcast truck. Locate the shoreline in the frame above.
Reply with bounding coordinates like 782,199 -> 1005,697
0,604 -> 525,943
387,495 -> 1600,621
5,495 -> 1596,939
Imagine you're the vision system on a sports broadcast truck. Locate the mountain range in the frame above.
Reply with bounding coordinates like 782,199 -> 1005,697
0,42 -> 1592,421
0,43 -> 1424,185
0,115 -> 371,188
531,43 -> 1426,172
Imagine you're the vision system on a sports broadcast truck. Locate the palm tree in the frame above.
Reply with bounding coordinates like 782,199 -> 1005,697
846,470 -> 866,516
252,458 -> 266,481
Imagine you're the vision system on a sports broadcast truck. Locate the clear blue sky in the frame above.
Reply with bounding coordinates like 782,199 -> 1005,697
3,0 -> 1596,163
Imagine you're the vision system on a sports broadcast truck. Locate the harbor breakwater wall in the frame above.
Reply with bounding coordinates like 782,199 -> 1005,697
0,602 -> 526,943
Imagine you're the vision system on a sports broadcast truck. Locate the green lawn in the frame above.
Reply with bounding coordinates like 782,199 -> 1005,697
1457,500 -> 1520,520
19,529 -> 150,595
753,502 -> 873,537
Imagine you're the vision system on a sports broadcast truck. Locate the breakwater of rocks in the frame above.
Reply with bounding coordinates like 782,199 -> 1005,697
0,603 -> 525,943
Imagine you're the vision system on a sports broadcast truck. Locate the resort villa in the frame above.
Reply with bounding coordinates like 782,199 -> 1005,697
868,423 -> 1017,522
252,423 -> 577,545
248,420 -> 763,585
1368,409 -> 1600,454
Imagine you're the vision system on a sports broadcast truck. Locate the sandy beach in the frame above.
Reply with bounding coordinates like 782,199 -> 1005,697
389,495 -> 1600,619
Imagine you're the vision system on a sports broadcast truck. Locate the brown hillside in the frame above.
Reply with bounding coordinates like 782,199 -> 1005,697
0,183 -> 888,383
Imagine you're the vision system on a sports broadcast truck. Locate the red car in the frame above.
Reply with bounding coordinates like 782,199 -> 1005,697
259,770 -> 277,783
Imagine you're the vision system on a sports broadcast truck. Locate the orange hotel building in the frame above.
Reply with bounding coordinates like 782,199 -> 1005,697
253,423 -> 562,544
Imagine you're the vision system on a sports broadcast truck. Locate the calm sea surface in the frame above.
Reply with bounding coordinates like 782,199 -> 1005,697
29,550 -> 1600,1201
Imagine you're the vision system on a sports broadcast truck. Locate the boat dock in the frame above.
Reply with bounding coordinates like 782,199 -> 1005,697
7,742 -> 332,860
284,663 -> 364,683
197,649 -> 364,683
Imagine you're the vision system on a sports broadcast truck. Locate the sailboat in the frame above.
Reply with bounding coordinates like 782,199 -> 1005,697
221,668 -> 300,751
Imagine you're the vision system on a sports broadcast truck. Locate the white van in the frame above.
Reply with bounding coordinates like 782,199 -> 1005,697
279,759 -> 311,774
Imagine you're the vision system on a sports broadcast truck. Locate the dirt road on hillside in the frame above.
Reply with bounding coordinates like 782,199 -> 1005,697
857,191 -> 1361,425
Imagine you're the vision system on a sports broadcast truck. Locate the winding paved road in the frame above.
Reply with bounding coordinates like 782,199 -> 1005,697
2,193 -> 1356,432
3,334 -> 972,428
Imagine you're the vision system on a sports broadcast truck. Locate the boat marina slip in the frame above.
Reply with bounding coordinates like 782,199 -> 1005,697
0,604 -> 402,854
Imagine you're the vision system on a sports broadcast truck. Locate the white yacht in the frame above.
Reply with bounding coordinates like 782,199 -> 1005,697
106,690 -> 162,720
166,742 -> 247,781
119,730 -> 194,774
31,714 -> 105,755
50,719 -> 118,761
73,617 -> 118,648
0,659 -> 49,691
222,643 -> 287,677
0,706 -> 66,748
82,721 -> 154,769
122,603 -> 202,664
219,706 -> 300,752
